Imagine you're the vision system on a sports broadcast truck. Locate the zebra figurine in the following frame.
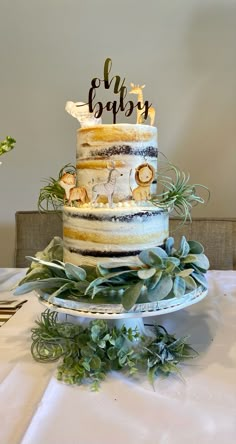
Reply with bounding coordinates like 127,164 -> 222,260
92,167 -> 123,207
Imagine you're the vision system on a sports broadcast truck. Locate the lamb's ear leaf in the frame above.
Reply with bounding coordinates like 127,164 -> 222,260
137,268 -> 156,280
64,263 -> 87,281
192,254 -> 210,271
183,275 -> 197,290
165,237 -> 175,256
173,276 -> 186,298
176,268 -> 194,277
139,247 -> 167,266
122,281 -> 144,311
191,272 -> 208,288
147,275 -> 173,302
97,262 -> 132,276
13,278 -> 71,295
26,256 -> 65,270
188,240 -> 204,254
146,270 -> 162,291
181,254 -> 198,264
176,236 -> 190,258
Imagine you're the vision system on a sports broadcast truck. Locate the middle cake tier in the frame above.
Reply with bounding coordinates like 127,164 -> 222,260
63,204 -> 169,267
76,123 -> 158,202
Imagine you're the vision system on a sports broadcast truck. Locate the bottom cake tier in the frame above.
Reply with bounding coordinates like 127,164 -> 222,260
63,204 -> 169,266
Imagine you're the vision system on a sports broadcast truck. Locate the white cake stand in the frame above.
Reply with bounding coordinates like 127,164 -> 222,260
37,285 -> 208,332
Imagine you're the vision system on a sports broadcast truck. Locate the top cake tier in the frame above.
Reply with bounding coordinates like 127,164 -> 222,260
76,123 -> 158,203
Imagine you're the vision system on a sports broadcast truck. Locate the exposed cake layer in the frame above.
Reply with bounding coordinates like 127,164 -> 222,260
76,124 -> 158,202
63,204 -> 169,267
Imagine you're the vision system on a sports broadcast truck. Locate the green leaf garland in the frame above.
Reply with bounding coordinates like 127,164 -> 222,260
31,310 -> 197,390
15,235 -> 209,310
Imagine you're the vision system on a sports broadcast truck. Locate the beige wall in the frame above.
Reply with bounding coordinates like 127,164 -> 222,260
0,0 -> 235,266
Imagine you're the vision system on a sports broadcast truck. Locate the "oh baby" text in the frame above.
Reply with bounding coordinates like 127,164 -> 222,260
85,58 -> 152,124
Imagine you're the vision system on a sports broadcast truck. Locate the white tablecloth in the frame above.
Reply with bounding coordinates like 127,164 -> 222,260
0,269 -> 236,444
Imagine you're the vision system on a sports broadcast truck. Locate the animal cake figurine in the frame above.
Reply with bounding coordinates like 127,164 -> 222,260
129,83 -> 155,126
131,163 -> 155,202
59,172 -> 90,205
65,101 -> 102,127
92,164 -> 123,207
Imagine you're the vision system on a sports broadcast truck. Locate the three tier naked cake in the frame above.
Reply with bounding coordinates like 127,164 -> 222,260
16,58 -> 209,315
62,59 -> 169,269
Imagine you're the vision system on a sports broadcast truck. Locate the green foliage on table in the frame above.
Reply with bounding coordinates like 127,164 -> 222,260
151,162 -> 210,223
38,164 -> 76,212
14,236 -> 209,310
0,136 -> 15,156
31,310 -> 197,390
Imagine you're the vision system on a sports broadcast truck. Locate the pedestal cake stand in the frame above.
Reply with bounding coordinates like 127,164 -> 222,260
37,285 -> 208,333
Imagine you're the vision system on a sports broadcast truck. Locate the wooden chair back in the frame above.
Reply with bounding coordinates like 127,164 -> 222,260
15,211 -> 236,269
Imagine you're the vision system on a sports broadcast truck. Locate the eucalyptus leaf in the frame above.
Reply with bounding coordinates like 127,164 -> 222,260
90,356 -> 102,370
31,310 -> 197,389
107,347 -> 117,361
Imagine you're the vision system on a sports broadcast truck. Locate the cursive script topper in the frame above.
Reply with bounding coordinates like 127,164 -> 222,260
87,58 -> 153,124
71,58 -> 154,125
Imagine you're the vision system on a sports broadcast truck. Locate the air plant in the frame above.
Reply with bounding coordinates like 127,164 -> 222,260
151,163 -> 210,223
37,160 -> 209,223
38,164 -> 76,212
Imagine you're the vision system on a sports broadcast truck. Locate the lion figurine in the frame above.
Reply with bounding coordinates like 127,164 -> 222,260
132,163 -> 155,202
59,172 -> 90,205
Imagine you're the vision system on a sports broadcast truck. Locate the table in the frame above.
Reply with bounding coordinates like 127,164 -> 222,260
0,269 -> 236,444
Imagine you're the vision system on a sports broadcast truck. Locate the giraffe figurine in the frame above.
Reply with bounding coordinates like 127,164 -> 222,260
129,83 -> 155,126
